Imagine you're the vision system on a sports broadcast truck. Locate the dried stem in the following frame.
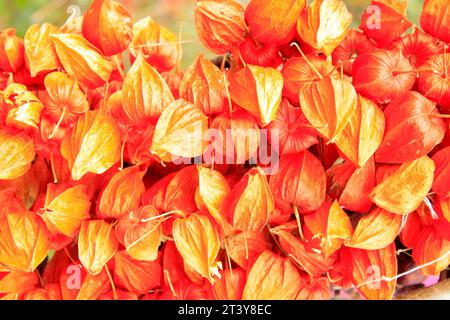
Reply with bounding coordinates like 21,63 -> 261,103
113,55 -> 125,80
221,55 -> 227,71
105,265 -> 118,300
119,130 -> 130,171
63,247 -> 78,265
237,50 -> 247,67
103,81 -> 110,104
392,69 -> 418,76
137,40 -> 196,49
290,42 -> 323,80
293,205 -> 305,241
243,231 -> 249,260
317,136 -> 326,167
49,149 -> 58,184
423,197 -> 439,220
49,108 -> 66,139
223,240 -> 233,276
140,210 -> 181,223
432,113 -> 450,119
164,270 -> 177,298
223,72 -> 233,113
444,45 -> 448,77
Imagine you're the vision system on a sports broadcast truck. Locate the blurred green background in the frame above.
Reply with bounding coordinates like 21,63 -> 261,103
0,0 -> 425,68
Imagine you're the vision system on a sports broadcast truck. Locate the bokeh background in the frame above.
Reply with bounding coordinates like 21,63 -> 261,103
0,0 -> 425,68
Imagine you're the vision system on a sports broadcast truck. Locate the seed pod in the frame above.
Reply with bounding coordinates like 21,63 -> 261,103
0,28 -> 24,73
129,17 -> 181,73
296,277 -> 332,300
2,83 -> 44,130
24,23 -> 61,77
179,54 -> 226,115
151,99 -> 208,163
60,110 -> 121,181
400,211 -> 424,248
226,231 -> 272,270
60,266 -> 111,300
360,0 -> 412,47
113,251 -> 161,294
420,0 -> 450,43
97,166 -> 145,219
0,211 -> 50,272
417,54 -> 450,112
352,49 -> 416,105
242,251 -> 303,300
195,0 -> 246,54
41,183 -> 91,238
229,64 -> 283,126
350,243 -> 397,300
78,219 -> 118,275
238,37 -> 282,68
375,92 -> 446,164
269,151 -> 326,213
392,28 -> 444,67
42,71 -> 89,126
281,55 -> 338,105
196,166 -> 230,228
267,99 -> 318,156
297,0 -> 353,56
122,54 -> 174,126
335,95 -> 384,167
300,77 -> 357,142
0,128 -> 35,180
332,30 -> 376,76
208,110 -> 260,164
371,156 -> 435,215
413,227 -> 450,276
52,33 -> 115,89
348,207 -> 402,250
115,205 -> 163,262
225,167 -> 274,231
82,0 -> 133,56
173,213 -> 221,282
432,147 -> 450,198
304,200 -> 353,257
272,228 -> 335,277
212,268 -> 246,300
245,0 -> 305,45
326,158 -> 376,214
